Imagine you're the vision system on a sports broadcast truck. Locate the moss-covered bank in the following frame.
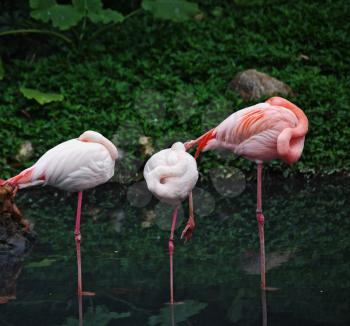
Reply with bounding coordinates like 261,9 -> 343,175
0,0 -> 349,178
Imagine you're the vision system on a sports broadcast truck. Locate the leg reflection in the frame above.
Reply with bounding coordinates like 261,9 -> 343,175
170,303 -> 175,326
169,207 -> 178,304
78,293 -> 83,326
261,289 -> 267,326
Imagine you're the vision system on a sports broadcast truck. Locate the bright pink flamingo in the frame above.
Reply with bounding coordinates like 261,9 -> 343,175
184,97 -> 308,289
5,130 -> 118,296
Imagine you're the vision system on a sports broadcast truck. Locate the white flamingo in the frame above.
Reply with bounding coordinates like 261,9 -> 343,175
144,142 -> 198,304
6,130 -> 118,296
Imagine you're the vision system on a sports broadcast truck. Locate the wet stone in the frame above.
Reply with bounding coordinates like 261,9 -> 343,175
0,212 -> 36,256
0,212 -> 36,304
14,141 -> 34,163
229,69 -> 293,101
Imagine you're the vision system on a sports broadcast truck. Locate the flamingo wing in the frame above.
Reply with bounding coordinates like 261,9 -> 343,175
208,103 -> 299,161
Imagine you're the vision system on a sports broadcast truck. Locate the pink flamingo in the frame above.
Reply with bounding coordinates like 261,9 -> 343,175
184,97 -> 308,289
5,130 -> 118,296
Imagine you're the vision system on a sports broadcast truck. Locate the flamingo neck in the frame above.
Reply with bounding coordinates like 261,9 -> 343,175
78,131 -> 118,160
266,97 -> 308,164
184,128 -> 216,159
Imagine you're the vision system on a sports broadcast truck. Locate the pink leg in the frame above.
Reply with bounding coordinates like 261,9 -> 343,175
181,191 -> 195,241
169,207 -> 178,304
74,191 -> 95,297
256,163 -> 266,289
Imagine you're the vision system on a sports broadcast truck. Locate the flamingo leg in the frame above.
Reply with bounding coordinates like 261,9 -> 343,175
256,163 -> 266,290
181,192 -> 195,241
74,191 -> 95,297
169,207 -> 178,304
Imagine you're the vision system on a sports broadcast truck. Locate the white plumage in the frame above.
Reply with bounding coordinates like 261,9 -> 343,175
144,142 -> 198,206
7,130 -> 118,192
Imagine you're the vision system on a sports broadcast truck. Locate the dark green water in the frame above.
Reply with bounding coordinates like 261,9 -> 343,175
0,175 -> 349,325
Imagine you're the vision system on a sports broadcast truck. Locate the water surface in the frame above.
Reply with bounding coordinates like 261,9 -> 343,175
0,176 -> 349,325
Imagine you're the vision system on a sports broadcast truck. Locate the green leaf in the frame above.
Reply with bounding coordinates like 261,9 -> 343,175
0,58 -> 4,80
142,0 -> 200,22
88,9 -> 124,24
30,1 -> 83,30
26,258 -> 57,268
73,0 -> 123,24
49,5 -> 83,30
72,0 -> 102,12
30,0 -> 56,11
20,87 -> 64,105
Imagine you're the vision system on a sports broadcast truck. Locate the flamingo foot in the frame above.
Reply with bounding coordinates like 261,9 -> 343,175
181,219 -> 195,242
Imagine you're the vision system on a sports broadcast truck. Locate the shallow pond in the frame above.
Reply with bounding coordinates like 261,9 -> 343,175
0,175 -> 349,325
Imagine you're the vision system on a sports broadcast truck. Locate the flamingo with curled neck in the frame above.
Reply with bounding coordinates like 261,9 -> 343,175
144,142 -> 198,304
185,97 -> 308,289
5,130 -> 118,296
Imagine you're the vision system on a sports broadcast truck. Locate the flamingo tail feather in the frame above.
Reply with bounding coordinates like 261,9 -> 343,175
6,168 -> 45,189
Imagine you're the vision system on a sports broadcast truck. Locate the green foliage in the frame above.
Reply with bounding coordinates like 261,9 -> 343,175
19,87 -> 64,105
30,1 -> 82,31
29,0 -> 123,30
0,0 -> 349,177
142,0 -> 200,22
0,0 -> 200,50
72,0 -> 124,24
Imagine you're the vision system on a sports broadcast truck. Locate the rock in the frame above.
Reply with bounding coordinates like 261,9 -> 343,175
0,184 -> 30,232
298,53 -> 310,61
0,186 -> 35,304
0,255 -> 24,304
0,185 -> 36,256
139,136 -> 154,156
229,69 -> 293,101
0,222 -> 34,304
141,209 -> 156,229
0,212 -> 36,256
15,141 -> 33,162
111,209 -> 125,233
